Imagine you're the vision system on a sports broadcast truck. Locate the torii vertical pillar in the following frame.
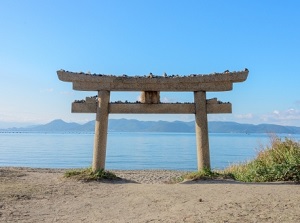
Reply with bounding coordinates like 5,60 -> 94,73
92,90 -> 110,171
194,91 -> 210,170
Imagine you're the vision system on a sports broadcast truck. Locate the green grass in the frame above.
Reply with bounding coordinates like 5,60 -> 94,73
64,168 -> 119,181
183,136 -> 300,183
182,167 -> 233,181
224,136 -> 300,182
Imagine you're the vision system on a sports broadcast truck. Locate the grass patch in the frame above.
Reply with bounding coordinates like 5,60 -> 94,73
64,168 -> 119,181
224,137 -> 300,182
182,168 -> 234,181
167,176 -> 185,184
183,136 -> 300,183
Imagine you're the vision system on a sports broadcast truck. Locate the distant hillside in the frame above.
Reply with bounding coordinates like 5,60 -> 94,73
1,119 -> 300,134
208,121 -> 300,134
2,119 -> 89,132
109,119 -> 195,132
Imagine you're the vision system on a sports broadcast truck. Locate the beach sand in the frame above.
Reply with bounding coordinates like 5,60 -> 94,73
1,167 -> 299,222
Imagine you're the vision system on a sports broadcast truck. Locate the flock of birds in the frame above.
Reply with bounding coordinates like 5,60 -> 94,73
61,68 -> 248,79
74,98 -> 229,104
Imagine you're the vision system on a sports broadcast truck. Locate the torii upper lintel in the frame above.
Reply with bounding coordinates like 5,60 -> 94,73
57,70 -> 248,92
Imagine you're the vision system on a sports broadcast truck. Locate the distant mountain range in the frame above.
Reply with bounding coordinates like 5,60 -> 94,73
1,119 -> 300,134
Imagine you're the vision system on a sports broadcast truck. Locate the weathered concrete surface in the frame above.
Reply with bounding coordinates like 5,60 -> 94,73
194,91 -> 210,170
206,103 -> 232,114
57,70 -> 248,92
93,91 -> 110,171
72,101 -> 232,114
110,103 -> 193,114
140,91 -> 160,104
72,102 -> 97,113
72,81 -> 234,91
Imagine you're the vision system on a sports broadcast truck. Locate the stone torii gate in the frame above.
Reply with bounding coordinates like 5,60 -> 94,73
57,69 -> 248,171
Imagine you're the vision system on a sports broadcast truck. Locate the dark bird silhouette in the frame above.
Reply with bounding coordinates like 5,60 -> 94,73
148,72 -> 153,78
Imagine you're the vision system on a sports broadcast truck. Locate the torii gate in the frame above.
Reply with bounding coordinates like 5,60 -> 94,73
57,69 -> 248,171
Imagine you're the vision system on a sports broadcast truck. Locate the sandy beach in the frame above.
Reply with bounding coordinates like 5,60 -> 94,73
1,167 -> 299,222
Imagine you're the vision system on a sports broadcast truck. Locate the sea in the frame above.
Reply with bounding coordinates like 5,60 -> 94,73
1,132 -> 299,171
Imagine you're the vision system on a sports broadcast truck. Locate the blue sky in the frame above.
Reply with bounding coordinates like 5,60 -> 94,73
1,0 -> 300,127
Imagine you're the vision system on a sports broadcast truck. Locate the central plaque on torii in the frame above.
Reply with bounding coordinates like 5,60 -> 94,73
57,69 -> 248,171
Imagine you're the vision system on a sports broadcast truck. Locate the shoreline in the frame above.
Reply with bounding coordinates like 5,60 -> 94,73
1,167 -> 300,222
1,167 -> 190,184
1,166 -> 299,184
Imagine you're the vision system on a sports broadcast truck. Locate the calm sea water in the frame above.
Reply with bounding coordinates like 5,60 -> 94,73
0,132 -> 299,170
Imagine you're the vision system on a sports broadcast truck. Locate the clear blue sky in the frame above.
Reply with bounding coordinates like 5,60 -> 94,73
1,0 -> 300,127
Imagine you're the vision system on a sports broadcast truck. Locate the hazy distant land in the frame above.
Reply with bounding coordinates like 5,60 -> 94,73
1,119 -> 300,134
